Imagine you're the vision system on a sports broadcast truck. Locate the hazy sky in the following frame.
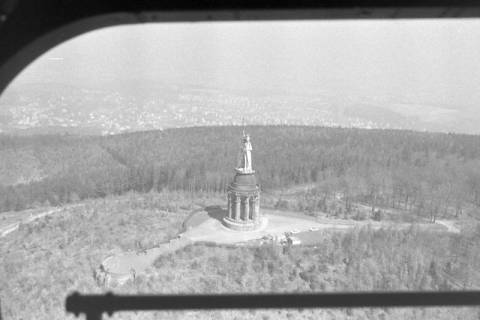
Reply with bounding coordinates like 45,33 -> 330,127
8,19 -> 480,108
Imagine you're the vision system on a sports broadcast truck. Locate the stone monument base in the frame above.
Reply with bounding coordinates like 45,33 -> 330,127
222,216 -> 263,231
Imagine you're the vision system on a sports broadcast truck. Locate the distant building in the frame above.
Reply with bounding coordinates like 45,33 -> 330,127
223,130 -> 262,231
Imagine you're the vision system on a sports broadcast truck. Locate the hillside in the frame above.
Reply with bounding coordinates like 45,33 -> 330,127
0,192 -> 197,320
1,192 -> 480,320
1,126 -> 480,223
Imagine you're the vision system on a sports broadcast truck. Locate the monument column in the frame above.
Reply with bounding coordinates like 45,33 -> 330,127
235,195 -> 241,221
244,197 -> 250,221
228,194 -> 232,219
251,196 -> 257,221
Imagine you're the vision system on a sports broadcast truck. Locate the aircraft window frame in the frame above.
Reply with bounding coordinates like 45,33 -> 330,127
2,1 -> 480,320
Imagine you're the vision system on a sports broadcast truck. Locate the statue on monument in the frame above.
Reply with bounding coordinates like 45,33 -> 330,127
237,130 -> 253,173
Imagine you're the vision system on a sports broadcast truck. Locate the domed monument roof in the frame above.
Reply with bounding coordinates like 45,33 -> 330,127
229,172 -> 258,192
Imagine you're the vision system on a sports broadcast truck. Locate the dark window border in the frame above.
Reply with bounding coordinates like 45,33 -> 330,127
1,0 -> 480,94
66,291 -> 480,320
2,1 -> 480,319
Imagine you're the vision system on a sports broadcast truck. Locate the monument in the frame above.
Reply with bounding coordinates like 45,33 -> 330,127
223,129 -> 262,231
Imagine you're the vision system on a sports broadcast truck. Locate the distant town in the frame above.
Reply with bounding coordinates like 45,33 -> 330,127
1,82 -> 475,136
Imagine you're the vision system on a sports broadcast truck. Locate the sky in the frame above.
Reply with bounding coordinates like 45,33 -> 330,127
8,19 -> 480,109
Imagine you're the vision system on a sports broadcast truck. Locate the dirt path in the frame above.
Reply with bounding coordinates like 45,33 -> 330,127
435,219 -> 461,233
103,237 -> 192,275
0,204 -> 83,238
0,208 -> 61,237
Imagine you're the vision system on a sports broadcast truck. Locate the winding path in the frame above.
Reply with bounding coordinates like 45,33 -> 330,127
435,219 -> 460,233
1,207 -> 62,237
0,204 -> 84,238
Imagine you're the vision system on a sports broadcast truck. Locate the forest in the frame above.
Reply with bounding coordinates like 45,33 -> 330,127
1,191 -> 480,320
1,125 -> 480,222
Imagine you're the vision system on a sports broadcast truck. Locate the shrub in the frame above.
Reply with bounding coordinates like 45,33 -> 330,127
372,209 -> 382,221
274,199 -> 289,210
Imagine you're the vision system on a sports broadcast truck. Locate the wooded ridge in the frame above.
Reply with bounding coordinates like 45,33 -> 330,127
1,125 -> 480,220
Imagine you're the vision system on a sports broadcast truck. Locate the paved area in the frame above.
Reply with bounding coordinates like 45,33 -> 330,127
182,209 -> 348,244
102,209 -> 328,279
101,208 -> 458,285
103,238 -> 191,275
